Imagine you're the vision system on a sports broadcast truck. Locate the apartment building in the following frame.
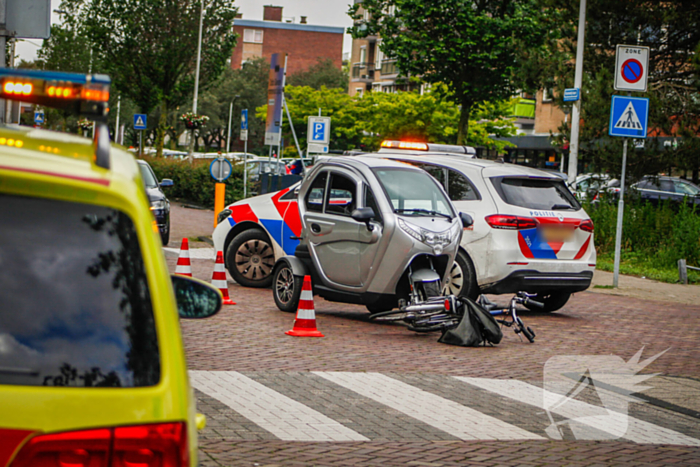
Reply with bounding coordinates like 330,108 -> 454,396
230,5 -> 344,76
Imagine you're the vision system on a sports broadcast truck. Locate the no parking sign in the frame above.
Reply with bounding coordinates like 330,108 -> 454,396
614,45 -> 649,92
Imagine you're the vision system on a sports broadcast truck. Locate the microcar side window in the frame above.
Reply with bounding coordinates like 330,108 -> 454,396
326,173 -> 356,216
305,172 -> 328,212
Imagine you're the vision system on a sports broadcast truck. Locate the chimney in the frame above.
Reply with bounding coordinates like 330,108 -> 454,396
263,5 -> 283,22
235,13 -> 242,19
300,16 -> 307,24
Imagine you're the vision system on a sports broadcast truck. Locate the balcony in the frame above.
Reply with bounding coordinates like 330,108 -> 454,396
351,62 -> 375,81
380,60 -> 398,76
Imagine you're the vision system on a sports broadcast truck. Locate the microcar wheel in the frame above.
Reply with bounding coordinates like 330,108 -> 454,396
442,250 -> 479,300
225,229 -> 275,288
525,292 -> 571,313
273,264 -> 303,313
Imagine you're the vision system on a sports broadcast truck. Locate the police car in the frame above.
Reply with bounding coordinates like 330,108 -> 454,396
0,69 -> 222,467
214,141 -> 595,312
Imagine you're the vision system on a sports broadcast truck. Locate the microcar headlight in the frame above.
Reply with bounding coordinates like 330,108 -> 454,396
398,218 -> 458,255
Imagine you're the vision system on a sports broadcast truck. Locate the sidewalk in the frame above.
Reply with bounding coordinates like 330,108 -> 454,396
589,269 -> 699,306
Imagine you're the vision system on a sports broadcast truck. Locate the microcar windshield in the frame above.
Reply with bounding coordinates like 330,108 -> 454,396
374,168 -> 455,218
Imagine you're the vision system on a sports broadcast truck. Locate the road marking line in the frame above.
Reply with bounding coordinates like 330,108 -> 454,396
313,372 -> 542,441
457,377 -> 700,446
164,247 -> 215,259
190,371 -> 368,442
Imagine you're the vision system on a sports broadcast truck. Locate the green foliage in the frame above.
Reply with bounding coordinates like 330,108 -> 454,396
287,59 -> 349,92
540,0 -> 700,182
196,58 -> 270,155
144,157 -> 244,207
69,0 -> 238,157
350,0 -> 551,144
256,85 -> 517,154
585,198 -> 700,283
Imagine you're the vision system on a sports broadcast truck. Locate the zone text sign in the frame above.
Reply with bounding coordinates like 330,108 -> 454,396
614,45 -> 649,92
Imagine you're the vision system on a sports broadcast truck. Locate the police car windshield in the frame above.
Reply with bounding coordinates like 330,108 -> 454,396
374,168 -> 454,218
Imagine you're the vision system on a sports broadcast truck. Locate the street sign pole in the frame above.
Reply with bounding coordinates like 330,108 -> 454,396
240,108 -> 249,198
612,136 -> 628,288
568,0 -> 587,184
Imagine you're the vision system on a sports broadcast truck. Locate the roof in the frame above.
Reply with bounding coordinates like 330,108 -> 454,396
0,124 -> 138,188
365,152 -> 563,179
234,19 -> 344,34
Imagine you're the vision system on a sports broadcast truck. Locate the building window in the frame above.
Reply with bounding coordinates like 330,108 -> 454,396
359,46 -> 366,65
542,88 -> 553,103
243,29 -> 263,43
355,87 -> 364,97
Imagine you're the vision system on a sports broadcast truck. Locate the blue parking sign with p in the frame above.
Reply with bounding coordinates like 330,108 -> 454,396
312,122 -> 325,142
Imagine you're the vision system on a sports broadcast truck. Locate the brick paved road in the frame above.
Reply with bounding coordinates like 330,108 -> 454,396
168,203 -> 700,466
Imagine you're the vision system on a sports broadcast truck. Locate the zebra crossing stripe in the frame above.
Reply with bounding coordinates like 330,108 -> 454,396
456,377 -> 700,446
313,371 -> 543,441
190,371 -> 368,442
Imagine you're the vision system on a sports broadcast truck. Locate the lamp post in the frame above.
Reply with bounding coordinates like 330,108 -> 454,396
226,95 -> 240,155
188,0 -> 206,160
567,0 -> 587,184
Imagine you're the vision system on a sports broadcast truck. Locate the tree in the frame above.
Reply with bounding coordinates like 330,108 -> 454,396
350,0 -> 550,145
196,58 -> 270,155
287,59 -> 349,92
541,0 -> 700,181
73,0 -> 238,157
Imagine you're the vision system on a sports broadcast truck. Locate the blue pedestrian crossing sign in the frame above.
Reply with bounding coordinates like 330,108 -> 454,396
134,113 -> 147,130
34,111 -> 44,124
240,109 -> 248,131
609,96 -> 649,138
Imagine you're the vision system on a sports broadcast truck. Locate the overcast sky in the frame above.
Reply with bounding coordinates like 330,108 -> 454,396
16,0 -> 355,64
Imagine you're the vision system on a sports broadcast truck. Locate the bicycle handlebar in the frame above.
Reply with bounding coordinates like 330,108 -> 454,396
524,298 -> 544,308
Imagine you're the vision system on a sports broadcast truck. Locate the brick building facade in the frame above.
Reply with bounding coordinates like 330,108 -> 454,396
230,5 -> 344,76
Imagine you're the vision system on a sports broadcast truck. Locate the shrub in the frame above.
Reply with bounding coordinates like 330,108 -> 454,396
585,197 -> 700,271
143,156 -> 245,208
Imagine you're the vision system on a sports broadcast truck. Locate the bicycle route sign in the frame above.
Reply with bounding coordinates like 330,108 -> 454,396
614,45 -> 649,92
609,96 -> 649,138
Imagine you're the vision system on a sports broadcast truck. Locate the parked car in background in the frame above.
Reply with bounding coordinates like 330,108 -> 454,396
214,141 -> 595,312
137,159 -> 173,245
630,176 -> 700,206
571,173 -> 612,200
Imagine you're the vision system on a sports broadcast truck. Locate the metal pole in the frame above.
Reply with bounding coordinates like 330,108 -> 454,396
283,94 -> 304,170
277,54 -> 288,161
567,0 -> 587,185
612,137 -> 628,287
139,130 -> 143,157
0,0 -> 6,124
226,100 -> 233,154
243,139 -> 248,198
188,0 -> 205,159
115,95 -> 121,143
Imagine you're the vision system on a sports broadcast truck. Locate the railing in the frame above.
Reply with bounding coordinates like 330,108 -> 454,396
380,60 -> 398,75
352,62 -> 375,80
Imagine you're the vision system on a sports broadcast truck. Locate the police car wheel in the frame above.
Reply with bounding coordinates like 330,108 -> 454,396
442,250 -> 479,300
226,229 -> 275,288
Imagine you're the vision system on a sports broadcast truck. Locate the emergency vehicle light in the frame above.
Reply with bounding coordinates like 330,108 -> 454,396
0,69 -> 111,121
381,140 -> 429,151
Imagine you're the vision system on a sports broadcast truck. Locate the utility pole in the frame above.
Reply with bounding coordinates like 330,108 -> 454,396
0,0 -> 7,124
188,0 -> 205,160
115,95 -> 121,144
568,0 -> 587,185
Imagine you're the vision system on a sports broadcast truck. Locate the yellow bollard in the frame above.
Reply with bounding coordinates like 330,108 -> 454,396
214,182 -> 225,228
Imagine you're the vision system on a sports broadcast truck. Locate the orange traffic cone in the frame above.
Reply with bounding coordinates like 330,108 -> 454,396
211,251 -> 236,305
285,276 -> 324,337
175,238 -> 192,277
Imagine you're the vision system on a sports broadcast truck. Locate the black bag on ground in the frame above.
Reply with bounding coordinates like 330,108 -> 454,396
438,298 -> 503,347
